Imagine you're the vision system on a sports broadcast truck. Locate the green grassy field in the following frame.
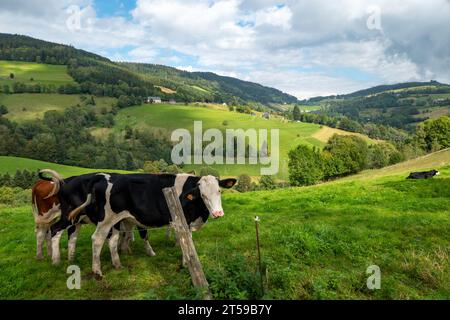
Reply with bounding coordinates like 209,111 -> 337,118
115,104 -> 377,178
115,103 -> 323,178
0,150 -> 448,299
0,94 -> 117,122
0,156 -> 132,177
0,60 -> 74,87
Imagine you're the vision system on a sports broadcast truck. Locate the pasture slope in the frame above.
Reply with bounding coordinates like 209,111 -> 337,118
0,93 -> 376,178
0,94 -> 117,122
0,156 -> 132,177
115,103 -> 319,178
115,103 -> 379,178
0,60 -> 74,86
0,149 -> 448,300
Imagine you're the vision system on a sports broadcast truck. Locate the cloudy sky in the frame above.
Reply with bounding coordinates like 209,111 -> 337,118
1,0 -> 449,99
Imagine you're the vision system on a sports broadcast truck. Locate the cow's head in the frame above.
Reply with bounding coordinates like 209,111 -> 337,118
182,175 -> 237,220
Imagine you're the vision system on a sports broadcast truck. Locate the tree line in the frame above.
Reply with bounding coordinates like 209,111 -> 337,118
0,169 -> 39,189
288,116 -> 449,186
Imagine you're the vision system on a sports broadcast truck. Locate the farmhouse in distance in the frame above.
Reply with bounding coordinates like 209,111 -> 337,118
147,96 -> 162,104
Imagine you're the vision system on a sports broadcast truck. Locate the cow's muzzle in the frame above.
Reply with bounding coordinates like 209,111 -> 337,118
211,210 -> 224,219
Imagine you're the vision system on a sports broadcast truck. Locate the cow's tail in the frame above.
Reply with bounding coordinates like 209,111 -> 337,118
39,169 -> 64,199
68,194 -> 92,223
67,174 -> 104,223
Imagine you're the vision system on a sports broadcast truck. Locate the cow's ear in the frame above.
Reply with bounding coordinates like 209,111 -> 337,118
183,187 -> 200,201
185,193 -> 194,201
219,178 -> 237,189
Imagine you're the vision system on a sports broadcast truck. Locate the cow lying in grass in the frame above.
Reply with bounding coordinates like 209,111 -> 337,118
407,170 -> 440,179
53,172 -> 236,278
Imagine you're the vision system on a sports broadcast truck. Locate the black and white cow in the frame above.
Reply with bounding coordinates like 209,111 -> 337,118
45,171 -> 153,265
67,173 -> 236,278
407,170 -> 440,179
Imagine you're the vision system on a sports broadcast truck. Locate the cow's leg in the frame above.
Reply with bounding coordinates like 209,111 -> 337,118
35,226 -> 46,260
108,227 -> 122,269
67,224 -> 81,262
119,220 -> 134,254
50,212 -> 71,266
91,224 -> 112,278
51,230 -> 64,265
45,228 -> 52,257
139,228 -> 155,257
165,225 -> 172,240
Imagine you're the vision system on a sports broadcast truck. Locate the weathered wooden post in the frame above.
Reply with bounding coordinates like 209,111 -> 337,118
163,187 -> 212,300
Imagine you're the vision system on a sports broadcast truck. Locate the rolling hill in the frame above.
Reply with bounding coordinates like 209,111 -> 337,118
0,149 -> 448,299
0,83 -> 377,178
0,33 -> 298,105
302,81 -> 450,101
0,87 -> 378,179
121,62 -> 298,105
112,103 -> 379,178
300,81 -> 450,130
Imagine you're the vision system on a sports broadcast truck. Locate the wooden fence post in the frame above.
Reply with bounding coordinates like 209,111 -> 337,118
163,187 -> 212,300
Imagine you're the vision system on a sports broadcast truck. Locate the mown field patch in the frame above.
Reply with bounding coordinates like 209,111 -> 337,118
0,60 -> 74,87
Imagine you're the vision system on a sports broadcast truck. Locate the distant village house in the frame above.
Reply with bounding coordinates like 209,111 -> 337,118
147,96 -> 162,104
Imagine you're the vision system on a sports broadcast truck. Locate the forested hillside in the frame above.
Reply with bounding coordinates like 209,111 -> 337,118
121,63 -> 298,105
0,33 -> 297,105
294,81 -> 450,132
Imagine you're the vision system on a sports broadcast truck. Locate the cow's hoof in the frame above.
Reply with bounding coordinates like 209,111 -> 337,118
52,259 -> 61,266
36,255 -> 44,260
113,264 -> 123,270
146,250 -> 156,257
93,272 -> 103,280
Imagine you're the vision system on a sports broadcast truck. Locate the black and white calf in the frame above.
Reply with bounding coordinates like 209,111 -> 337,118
68,173 -> 236,277
46,172 -> 153,265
